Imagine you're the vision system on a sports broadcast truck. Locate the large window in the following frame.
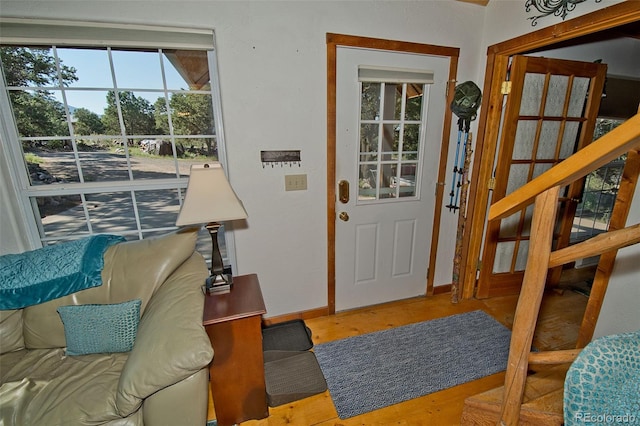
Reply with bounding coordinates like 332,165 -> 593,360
0,19 -> 230,263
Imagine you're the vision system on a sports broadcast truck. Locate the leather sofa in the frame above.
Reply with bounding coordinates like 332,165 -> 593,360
0,229 -> 214,425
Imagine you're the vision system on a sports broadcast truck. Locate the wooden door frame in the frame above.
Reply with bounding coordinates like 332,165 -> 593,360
326,33 -> 459,314
460,2 -> 640,299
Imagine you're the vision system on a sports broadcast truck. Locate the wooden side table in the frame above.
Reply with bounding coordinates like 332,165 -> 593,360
203,273 -> 268,426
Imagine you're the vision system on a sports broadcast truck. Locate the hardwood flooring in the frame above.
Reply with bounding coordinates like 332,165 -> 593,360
208,267 -> 592,425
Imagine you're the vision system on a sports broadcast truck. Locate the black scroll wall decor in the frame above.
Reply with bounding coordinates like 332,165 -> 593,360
525,0 -> 601,26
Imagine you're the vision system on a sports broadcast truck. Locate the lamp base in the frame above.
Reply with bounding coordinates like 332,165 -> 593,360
204,265 -> 234,295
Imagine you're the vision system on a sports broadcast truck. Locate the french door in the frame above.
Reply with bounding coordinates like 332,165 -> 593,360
477,55 -> 607,298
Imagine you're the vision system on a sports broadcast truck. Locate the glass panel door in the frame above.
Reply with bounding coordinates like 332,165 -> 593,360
477,55 -> 607,298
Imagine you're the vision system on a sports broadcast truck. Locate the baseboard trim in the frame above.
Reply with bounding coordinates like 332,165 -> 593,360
263,306 -> 330,326
263,287 -> 453,325
433,284 -> 452,295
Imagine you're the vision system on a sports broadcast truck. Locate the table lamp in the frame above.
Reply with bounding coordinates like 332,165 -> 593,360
176,163 -> 247,294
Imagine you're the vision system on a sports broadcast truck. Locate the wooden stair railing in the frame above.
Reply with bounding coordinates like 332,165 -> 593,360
489,114 -> 640,223
484,113 -> 640,426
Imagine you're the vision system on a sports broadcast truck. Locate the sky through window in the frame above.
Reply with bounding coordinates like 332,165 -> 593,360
53,48 -> 190,114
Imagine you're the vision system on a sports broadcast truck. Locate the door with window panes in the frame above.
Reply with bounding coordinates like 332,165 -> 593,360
335,47 -> 450,311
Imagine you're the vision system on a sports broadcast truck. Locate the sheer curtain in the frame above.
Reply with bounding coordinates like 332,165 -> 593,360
0,137 -> 33,254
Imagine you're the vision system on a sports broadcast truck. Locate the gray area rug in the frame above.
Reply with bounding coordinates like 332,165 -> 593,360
313,310 -> 511,419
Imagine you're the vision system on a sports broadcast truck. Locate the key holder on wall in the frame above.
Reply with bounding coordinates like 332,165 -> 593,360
261,150 -> 302,168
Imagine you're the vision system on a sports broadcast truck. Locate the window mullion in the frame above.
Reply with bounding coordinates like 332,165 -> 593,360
396,83 -> 408,198
129,190 -> 143,240
79,193 -> 94,234
375,82 -> 386,200
158,48 -> 181,179
53,46 -> 86,184
107,47 -> 135,182
23,177 -> 189,197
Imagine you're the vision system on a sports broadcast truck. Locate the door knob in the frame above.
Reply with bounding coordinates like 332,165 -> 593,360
338,211 -> 349,222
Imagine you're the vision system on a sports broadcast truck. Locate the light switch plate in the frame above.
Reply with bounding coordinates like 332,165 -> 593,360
285,174 -> 307,191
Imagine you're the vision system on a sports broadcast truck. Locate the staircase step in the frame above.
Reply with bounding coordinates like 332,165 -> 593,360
460,364 -> 569,425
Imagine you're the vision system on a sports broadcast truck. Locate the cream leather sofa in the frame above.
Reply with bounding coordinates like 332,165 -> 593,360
0,229 -> 214,426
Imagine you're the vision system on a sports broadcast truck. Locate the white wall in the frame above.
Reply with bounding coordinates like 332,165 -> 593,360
593,182 -> 640,338
468,0 -> 628,118
480,0 -> 626,51
0,0 -> 488,317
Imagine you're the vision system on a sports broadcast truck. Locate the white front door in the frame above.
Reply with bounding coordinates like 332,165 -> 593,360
335,47 -> 450,311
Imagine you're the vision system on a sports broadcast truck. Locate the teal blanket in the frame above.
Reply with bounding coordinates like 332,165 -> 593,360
0,235 -> 125,310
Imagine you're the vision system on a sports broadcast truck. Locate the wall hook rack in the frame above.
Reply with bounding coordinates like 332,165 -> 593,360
261,150 -> 301,168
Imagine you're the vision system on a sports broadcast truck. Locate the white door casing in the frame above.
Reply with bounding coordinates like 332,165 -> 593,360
335,47 -> 450,311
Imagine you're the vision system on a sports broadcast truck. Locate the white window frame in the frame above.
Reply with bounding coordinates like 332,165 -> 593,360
0,18 -> 239,270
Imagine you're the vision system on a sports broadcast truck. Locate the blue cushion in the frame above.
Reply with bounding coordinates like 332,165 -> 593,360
57,299 -> 142,356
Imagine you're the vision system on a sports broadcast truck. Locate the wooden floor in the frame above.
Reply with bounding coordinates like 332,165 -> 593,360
208,267 -> 594,425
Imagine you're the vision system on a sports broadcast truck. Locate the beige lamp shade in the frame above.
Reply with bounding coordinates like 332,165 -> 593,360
176,163 -> 247,226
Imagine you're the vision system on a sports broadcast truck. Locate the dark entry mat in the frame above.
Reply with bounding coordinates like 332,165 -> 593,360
262,319 -> 313,351
264,350 -> 327,407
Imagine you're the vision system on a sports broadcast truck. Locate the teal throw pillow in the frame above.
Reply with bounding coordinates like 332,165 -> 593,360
57,299 -> 142,356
